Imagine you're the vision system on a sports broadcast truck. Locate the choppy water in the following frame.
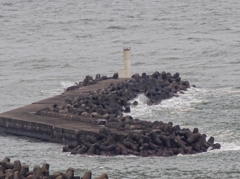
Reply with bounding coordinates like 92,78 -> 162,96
1,0 -> 240,178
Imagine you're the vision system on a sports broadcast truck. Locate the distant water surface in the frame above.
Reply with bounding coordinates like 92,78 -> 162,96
1,0 -> 240,178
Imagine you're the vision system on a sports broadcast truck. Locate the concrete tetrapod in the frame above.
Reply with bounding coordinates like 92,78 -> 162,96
0,158 -> 115,179
63,123 -> 221,157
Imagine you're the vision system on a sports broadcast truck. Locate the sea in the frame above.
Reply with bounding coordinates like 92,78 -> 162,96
1,0 -> 240,178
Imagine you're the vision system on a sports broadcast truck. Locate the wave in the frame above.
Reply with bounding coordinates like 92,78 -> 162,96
60,81 -> 76,89
125,87 -> 205,119
219,142 -> 240,151
40,81 -> 75,97
124,86 -> 240,119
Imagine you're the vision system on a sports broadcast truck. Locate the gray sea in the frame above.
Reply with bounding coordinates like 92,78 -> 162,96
1,0 -> 240,178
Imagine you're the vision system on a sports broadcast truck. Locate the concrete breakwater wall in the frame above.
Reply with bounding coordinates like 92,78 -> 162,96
0,115 -> 76,144
0,71 -> 221,157
0,103 -> 125,145
0,157 -> 110,179
0,78 -> 130,144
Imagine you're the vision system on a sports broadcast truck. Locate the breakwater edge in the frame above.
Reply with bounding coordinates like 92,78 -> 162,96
1,0 -> 240,178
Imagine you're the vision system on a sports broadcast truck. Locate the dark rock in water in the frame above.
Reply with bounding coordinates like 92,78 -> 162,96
141,72 -> 147,78
62,120 -> 220,157
124,106 -> 131,113
113,73 -> 118,79
182,81 -> 190,88
83,75 -> 92,86
65,167 -> 74,179
66,85 -> 79,91
86,144 -> 98,155
99,144 -> 116,151
132,101 -> 138,106
132,73 -> 140,79
78,146 -> 88,154
101,75 -> 108,80
98,173 -> 109,179
173,72 -> 180,79
176,76 -> 181,82
152,71 -> 159,79
207,136 -> 215,145
192,128 -> 199,134
82,171 -> 91,179
211,143 -> 221,150
68,141 -> 78,149
0,157 -> 115,179
187,133 -> 201,144
12,160 -> 21,172
95,74 -> 101,81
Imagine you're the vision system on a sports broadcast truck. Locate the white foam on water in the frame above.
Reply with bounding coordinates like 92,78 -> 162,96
77,154 -> 138,159
176,140 -> 240,158
214,129 -> 240,150
40,81 -> 75,97
40,88 -> 64,97
217,142 -> 240,151
175,142 -> 240,158
228,88 -> 240,94
125,87 -> 206,119
60,81 -> 76,89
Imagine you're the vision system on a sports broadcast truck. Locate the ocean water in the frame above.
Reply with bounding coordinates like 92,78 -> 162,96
1,0 -> 240,178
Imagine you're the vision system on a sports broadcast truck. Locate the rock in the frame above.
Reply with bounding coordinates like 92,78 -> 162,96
12,160 -> 21,172
95,74 -> 101,81
65,168 -> 74,179
86,144 -> 97,155
33,165 -> 42,179
42,163 -> 49,176
112,73 -> 118,79
132,73 -> 140,79
99,144 -> 116,152
132,101 -> 138,106
187,133 -> 201,144
27,174 -> 33,179
3,162 -> 14,170
20,165 -> 29,177
124,106 -> 131,113
211,143 -> 221,150
13,171 -> 20,179
98,173 -> 108,179
207,136 -> 215,145
78,146 -> 88,154
5,169 -> 13,179
2,157 -> 10,163
82,171 -> 91,179
0,171 -> 5,179
66,86 -> 79,91
0,166 -> 4,172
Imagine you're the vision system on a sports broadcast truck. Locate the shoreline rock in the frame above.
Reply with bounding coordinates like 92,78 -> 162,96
0,157 -> 110,179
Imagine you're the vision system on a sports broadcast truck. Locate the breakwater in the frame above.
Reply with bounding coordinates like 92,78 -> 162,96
64,124 -> 220,157
0,78 -> 128,144
0,157 -> 109,179
0,71 -> 220,157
